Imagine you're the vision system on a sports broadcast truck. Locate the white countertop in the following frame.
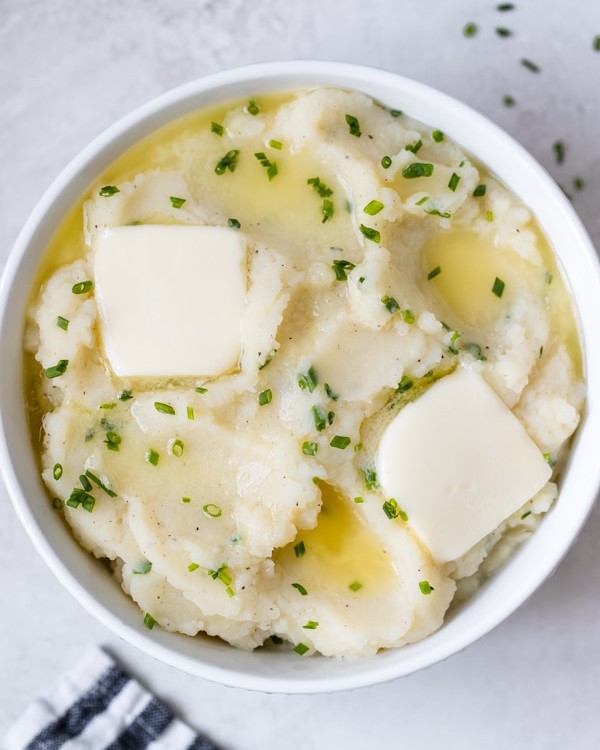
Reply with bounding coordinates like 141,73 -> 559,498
1,1 -> 600,748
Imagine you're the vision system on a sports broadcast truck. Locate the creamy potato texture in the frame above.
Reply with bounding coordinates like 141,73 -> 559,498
25,88 -> 584,657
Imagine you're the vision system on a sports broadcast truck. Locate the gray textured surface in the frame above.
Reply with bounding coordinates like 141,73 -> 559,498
1,2 -> 600,748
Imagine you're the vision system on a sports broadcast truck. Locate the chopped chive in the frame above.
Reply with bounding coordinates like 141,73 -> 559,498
307,176 -> 333,198
492,277 -> 505,298
553,140 -> 565,164
143,613 -> 156,629
573,177 -> 585,191
382,498 -> 407,520
187,406 -> 194,420
99,185 -> 119,197
330,435 -> 351,449
396,375 -> 413,394
363,466 -> 379,490
169,196 -> 186,209
495,27 -> 512,37
269,139 -> 283,150
381,295 -> 399,314
66,488 -> 95,512
405,139 -> 423,155
303,621 -> 319,630
258,389 -> 272,406
52,498 -> 64,511
254,151 -> 278,180
294,541 -> 306,558
345,114 -> 361,137
227,217 -> 241,229
85,470 -> 117,497
497,3 -> 515,9
291,582 -> 308,596
486,210 -> 494,222
364,199 -> 384,215
521,58 -> 540,73
118,389 -> 133,401
211,121 -> 224,136
302,441 -> 318,456
463,22 -> 477,37
448,173 -> 461,192
327,410 -> 335,426
465,342 -> 487,361
503,94 -> 516,107
171,439 -> 184,457
321,199 -> 334,223
354,496 -> 364,503
195,386 -> 208,394
424,205 -> 451,219
146,448 -> 159,466
188,562 -> 200,572
419,580 -> 434,595
402,163 -> 434,179
215,149 -> 240,175
359,224 -> 380,243
402,309 -> 415,324
154,402 -> 175,415
432,130 -> 444,142
349,581 -> 363,592
324,383 -> 339,401
390,109 -> 402,117
381,155 -> 392,169
72,280 -> 93,294
99,403 -> 116,410
415,196 -> 428,206
427,266 -> 441,281
543,452 -> 557,467
293,643 -> 309,655
79,474 -> 93,492
181,496 -> 191,504
521,510 -> 532,519
133,560 -> 152,575
545,271 -> 553,285
56,315 -> 69,331
45,359 -> 69,379
473,184 -> 487,197
595,35 -> 600,51
298,366 -> 318,393
312,405 -> 327,432
246,100 -> 260,115
332,259 -> 355,281
53,463 -> 63,480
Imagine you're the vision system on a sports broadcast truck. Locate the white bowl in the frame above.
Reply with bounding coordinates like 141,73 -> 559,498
1,61 -> 599,694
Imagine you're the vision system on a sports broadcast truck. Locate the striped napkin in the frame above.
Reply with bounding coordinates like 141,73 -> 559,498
1,649 -> 218,750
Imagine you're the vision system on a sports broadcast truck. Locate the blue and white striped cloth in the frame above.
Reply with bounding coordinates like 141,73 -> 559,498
1,650 -> 218,750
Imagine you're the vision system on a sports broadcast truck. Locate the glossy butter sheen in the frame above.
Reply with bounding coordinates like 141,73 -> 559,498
376,368 -> 552,562
94,225 -> 246,377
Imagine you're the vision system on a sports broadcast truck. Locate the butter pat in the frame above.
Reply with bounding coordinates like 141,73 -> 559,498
94,225 -> 246,377
376,368 -> 551,562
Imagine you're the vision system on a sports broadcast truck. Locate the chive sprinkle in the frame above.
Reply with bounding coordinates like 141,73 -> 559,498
312,405 -> 327,432
215,150 -> 240,175
52,498 -> 63,511
56,316 -> 69,331
143,613 -> 156,629
227,217 -> 241,229
203,503 -> 222,518
432,130 -> 444,142
45,360 -> 69,379
486,210 -> 494,222
187,406 -> 194,420
146,449 -> 159,466
497,3 -> 515,9
133,560 -> 152,575
553,140 -> 565,164
118,389 -> 133,401
99,185 -> 119,197
181,496 -> 191,504
332,259 -> 355,281
154,402 -> 175,415
246,100 -> 260,115
448,173 -> 461,192
382,498 -> 406,520
72,280 -> 93,294
521,58 -> 540,73
492,277 -> 506,298
364,199 -> 384,215
503,95 -> 516,107
321,199 -> 334,223
210,121 -> 224,136
363,467 -> 379,490
463,22 -> 477,37
195,386 -> 208,394
293,643 -> 309,655
419,580 -> 434,595
258,389 -> 272,406
79,474 -> 93,492
354,496 -> 364,503
104,431 -> 121,452
473,184 -> 487,197
390,109 -> 402,117
307,177 -> 333,197
594,35 -> 600,51
381,155 -> 392,169
291,582 -> 308,596
330,435 -> 351,449
169,196 -> 186,209
402,163 -> 434,179
188,562 -> 200,572
521,510 -> 532,520
381,295 -> 399,314
345,114 -> 361,137
254,151 -> 278,180
53,463 -> 63,480
298,366 -> 318,393
85,470 -> 117,497
396,375 -> 413,394
303,621 -> 319,630
402,309 -> 415,324
349,581 -> 363,592
427,266 -> 441,280
171,439 -> 184,457
359,224 -> 380,243
294,541 -> 306,558
302,441 -> 318,456
324,383 -> 339,401
496,27 -> 512,37
269,139 -> 283,150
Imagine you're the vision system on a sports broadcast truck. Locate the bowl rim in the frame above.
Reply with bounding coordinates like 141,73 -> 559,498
1,60 -> 599,693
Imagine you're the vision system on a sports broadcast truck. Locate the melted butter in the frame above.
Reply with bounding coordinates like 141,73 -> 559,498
273,483 -> 396,595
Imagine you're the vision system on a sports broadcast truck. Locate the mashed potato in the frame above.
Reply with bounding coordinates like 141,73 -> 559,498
25,88 -> 584,657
